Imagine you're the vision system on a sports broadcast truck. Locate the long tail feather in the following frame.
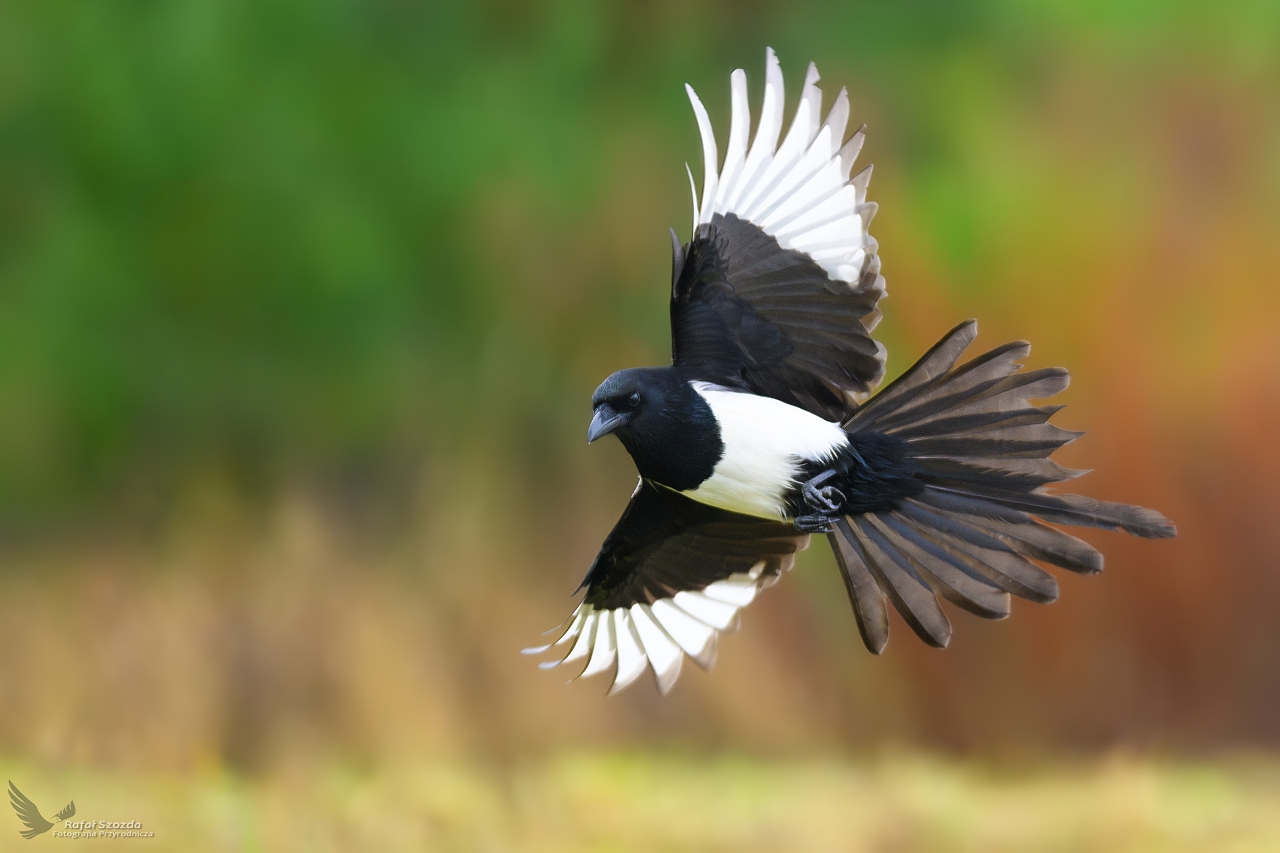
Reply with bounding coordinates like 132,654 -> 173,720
834,321 -> 1175,652
829,520 -> 890,653
867,514 -> 1011,619
849,516 -> 952,647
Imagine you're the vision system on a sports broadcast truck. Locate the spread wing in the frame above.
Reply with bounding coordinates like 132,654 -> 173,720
54,801 -> 75,822
525,480 -> 808,694
8,782 -> 52,839
671,48 -> 887,421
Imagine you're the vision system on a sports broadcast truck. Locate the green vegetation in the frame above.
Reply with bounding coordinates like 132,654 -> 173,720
2,0 -> 1277,522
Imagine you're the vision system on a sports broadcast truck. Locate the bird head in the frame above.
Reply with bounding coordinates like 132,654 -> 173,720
588,369 -> 648,443
588,367 -> 722,492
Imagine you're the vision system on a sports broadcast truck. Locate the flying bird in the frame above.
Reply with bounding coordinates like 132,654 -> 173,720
525,48 -> 1176,694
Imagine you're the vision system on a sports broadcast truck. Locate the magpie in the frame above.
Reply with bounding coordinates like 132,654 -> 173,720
525,48 -> 1176,694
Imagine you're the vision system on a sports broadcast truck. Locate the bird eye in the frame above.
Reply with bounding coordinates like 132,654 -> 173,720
628,392 -> 641,407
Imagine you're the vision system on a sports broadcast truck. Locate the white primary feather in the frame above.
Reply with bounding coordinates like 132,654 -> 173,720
530,557 -> 797,694
682,382 -> 848,520
724,49 -> 784,213
579,610 -> 617,679
547,610 -> 596,671
685,85 -> 719,227
610,609 -> 648,694
685,48 -> 878,289
651,598 -> 717,668
673,590 -> 739,630
631,604 -> 683,694
702,573 -> 762,607
711,69 -> 750,213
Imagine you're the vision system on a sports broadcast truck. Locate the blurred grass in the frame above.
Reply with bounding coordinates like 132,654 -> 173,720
2,0 -> 1277,523
1,0 -> 1279,821
4,751 -> 1280,852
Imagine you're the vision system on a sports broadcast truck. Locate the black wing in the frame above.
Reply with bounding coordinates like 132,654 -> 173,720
526,481 -> 808,694
672,214 -> 885,420
673,50 -> 887,421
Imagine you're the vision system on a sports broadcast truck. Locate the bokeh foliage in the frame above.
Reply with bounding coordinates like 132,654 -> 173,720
4,0 -> 1275,520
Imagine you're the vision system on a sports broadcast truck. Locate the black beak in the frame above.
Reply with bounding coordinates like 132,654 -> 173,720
588,404 -> 627,443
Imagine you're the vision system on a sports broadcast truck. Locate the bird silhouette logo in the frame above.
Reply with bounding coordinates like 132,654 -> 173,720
8,782 -> 74,840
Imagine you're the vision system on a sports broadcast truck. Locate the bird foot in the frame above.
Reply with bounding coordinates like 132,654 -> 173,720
794,470 -> 846,533
793,513 -> 837,533
802,470 -> 846,514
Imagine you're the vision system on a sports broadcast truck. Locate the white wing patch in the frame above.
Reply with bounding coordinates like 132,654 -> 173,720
685,48 -> 880,297
524,562 -> 778,695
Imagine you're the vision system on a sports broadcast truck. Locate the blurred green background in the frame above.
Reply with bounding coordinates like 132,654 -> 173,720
1,0 -> 1279,849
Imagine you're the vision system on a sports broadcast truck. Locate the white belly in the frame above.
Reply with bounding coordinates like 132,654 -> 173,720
680,382 -> 849,520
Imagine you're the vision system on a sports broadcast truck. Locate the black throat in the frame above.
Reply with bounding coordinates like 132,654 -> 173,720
614,368 -> 723,492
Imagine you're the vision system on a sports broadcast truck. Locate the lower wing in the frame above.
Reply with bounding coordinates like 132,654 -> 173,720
525,480 -> 808,694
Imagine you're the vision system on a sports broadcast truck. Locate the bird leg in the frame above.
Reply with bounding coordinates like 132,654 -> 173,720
793,469 -> 847,533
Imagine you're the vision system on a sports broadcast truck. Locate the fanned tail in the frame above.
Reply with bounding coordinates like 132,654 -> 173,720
831,320 -> 1176,653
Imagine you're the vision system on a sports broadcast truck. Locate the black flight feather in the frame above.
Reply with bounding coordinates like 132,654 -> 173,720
578,481 -> 808,611
671,213 -> 885,420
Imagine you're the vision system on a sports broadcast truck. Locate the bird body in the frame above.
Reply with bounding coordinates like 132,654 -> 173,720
526,48 -> 1176,695
683,381 -> 848,521
593,369 -> 850,521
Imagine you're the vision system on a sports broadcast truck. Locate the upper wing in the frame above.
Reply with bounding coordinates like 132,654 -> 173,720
671,48 -> 886,420
525,480 -> 808,694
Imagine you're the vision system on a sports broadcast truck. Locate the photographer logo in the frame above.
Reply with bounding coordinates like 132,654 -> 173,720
8,782 -> 152,840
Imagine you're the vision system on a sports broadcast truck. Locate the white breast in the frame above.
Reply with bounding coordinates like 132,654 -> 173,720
681,382 -> 848,520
